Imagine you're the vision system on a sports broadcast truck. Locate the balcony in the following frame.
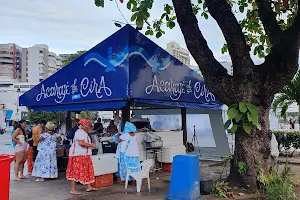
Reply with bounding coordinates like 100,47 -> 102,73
0,64 -> 13,69
0,58 -> 13,63
0,54 -> 13,58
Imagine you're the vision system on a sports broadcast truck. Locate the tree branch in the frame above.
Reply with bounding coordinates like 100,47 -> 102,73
205,0 -> 254,78
256,3 -> 300,96
255,0 -> 283,45
172,0 -> 237,104
289,1 -> 300,47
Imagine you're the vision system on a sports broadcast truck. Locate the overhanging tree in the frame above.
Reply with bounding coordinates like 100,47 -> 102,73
94,0 -> 300,188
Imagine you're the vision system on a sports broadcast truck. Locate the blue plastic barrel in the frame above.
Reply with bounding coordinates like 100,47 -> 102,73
166,154 -> 200,200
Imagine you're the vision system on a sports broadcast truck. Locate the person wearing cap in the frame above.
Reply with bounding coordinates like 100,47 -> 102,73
32,122 -> 61,182
117,121 -> 141,181
66,119 -> 97,195
11,119 -> 28,181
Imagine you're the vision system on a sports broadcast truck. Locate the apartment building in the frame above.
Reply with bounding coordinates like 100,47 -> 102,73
22,44 -> 62,82
166,42 -> 191,66
0,43 -> 23,79
0,43 -> 62,82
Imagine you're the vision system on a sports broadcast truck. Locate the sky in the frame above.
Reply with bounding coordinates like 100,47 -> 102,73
0,0 -> 270,65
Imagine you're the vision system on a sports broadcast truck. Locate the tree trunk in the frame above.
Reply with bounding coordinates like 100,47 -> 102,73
229,106 -> 275,190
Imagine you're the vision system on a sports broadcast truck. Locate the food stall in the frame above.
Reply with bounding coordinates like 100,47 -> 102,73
19,25 -> 230,186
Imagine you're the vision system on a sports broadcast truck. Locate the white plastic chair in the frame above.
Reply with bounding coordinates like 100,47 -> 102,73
125,159 -> 155,193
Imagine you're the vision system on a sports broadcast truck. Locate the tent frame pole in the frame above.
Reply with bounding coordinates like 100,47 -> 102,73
121,103 -> 130,131
181,108 -> 187,145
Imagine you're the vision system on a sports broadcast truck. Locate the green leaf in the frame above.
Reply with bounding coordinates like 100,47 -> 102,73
247,112 -> 253,122
131,13 -> 138,22
169,21 -> 175,29
247,104 -> 258,116
224,119 -> 232,130
95,0 -> 104,7
235,112 -> 243,122
203,13 -> 208,20
221,44 -> 228,54
127,1 -> 132,10
156,32 -> 162,38
230,124 -> 238,133
239,102 -> 248,113
164,4 -> 171,14
239,6 -> 245,13
256,123 -> 261,131
136,16 -> 144,29
247,104 -> 259,126
228,108 -> 239,120
243,122 -> 252,135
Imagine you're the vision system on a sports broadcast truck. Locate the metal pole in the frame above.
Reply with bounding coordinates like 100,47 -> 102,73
17,88 -> 20,121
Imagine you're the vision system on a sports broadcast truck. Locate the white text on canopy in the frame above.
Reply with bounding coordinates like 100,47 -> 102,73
145,75 -> 215,102
36,76 -> 112,103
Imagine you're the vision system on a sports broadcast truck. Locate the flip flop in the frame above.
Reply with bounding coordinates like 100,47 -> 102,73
70,191 -> 81,195
20,176 -> 26,179
14,178 -> 22,181
86,188 -> 98,192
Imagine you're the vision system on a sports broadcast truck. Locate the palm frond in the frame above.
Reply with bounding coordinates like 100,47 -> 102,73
272,94 -> 293,114
280,102 -> 293,120
272,70 -> 300,118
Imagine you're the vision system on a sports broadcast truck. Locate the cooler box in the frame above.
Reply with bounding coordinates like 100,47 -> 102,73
101,141 -> 117,153
157,145 -> 186,163
91,153 -> 118,176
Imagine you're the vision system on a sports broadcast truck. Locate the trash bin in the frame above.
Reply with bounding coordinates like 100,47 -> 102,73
0,154 -> 15,200
166,154 -> 200,200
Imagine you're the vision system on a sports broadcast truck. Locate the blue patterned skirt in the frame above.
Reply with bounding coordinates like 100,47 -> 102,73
117,153 -> 141,181
32,150 -> 58,178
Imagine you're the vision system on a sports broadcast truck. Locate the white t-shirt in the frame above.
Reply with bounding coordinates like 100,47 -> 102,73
120,133 -> 139,157
69,129 -> 92,156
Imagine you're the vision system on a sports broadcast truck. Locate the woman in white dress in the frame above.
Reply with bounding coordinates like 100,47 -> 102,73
117,122 -> 141,181
11,119 -> 28,181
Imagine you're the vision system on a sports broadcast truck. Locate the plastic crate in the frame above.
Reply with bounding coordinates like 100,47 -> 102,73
162,163 -> 172,172
92,174 -> 113,189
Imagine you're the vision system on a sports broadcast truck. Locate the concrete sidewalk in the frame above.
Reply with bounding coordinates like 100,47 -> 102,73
9,172 -> 170,200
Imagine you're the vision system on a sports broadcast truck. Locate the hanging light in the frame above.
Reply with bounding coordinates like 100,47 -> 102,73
114,22 -> 122,28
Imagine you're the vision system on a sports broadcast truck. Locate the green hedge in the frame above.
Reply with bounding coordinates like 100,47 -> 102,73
272,131 -> 300,152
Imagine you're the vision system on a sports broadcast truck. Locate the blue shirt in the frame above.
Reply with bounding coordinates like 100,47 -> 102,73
10,129 -> 16,147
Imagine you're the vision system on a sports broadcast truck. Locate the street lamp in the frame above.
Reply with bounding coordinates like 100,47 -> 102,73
16,88 -> 20,121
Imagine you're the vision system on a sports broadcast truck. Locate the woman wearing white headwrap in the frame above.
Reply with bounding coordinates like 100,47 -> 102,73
117,121 -> 141,181
32,122 -> 61,182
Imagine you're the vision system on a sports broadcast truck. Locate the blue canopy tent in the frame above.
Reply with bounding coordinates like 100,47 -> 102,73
19,25 -> 230,157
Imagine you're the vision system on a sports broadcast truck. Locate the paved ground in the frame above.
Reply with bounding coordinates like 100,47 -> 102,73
3,131 -> 299,200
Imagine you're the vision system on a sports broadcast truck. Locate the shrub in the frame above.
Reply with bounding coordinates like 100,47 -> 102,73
257,164 -> 299,200
211,181 -> 233,199
272,131 -> 300,155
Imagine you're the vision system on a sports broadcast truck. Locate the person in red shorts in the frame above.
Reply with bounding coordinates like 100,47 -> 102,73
66,119 -> 97,195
